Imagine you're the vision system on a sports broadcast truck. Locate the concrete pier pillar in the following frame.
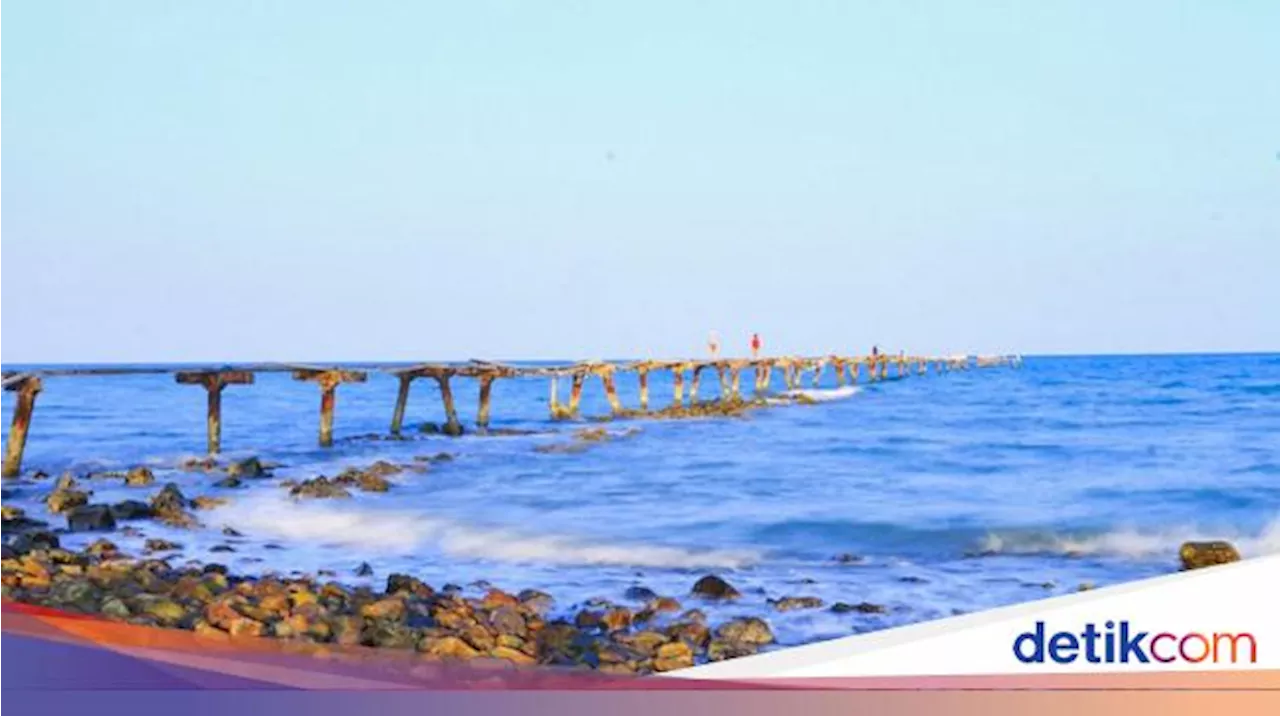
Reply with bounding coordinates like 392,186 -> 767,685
292,368 -> 368,447
672,369 -> 686,406
176,370 -> 254,454
730,367 -> 742,399
690,366 -> 704,402
2,376 -> 42,478
390,375 -> 414,436
569,373 -> 586,417
637,368 -> 650,411
433,374 -> 462,435
477,375 -> 496,429
600,370 -> 622,415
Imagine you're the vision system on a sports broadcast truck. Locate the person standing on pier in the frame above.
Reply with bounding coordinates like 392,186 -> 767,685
751,332 -> 762,358
708,331 -> 721,359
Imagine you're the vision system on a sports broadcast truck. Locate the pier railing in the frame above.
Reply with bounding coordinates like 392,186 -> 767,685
1,353 -> 1022,477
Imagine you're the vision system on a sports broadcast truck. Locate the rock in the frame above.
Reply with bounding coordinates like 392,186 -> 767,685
85,538 -> 120,557
66,504 -> 117,532
771,596 -> 824,611
666,620 -> 711,648
617,630 -> 669,656
421,635 -> 480,660
226,457 -> 268,479
363,620 -> 418,649
624,585 -> 659,602
653,640 -> 694,672
289,477 -> 352,499
833,553 -> 864,564
222,526 -> 243,537
47,487 -> 89,514
355,562 -> 374,577
647,596 -> 682,614
386,573 -> 432,596
360,597 -> 406,621
600,607 -> 633,632
715,617 -> 775,645
150,483 -> 198,527
209,544 -> 236,553
489,645 -> 535,665
1179,541 -> 1241,570
691,574 -> 740,600
145,599 -> 188,625
518,589 -> 554,612
109,500 -> 153,521
191,496 -> 228,510
101,597 -> 131,619
830,601 -> 886,614
10,530 -> 60,553
125,467 -> 155,487
179,456 -> 219,472
213,477 -> 242,489
707,638 -> 758,662
441,422 -> 465,437
1,505 -> 47,531
488,605 -> 527,637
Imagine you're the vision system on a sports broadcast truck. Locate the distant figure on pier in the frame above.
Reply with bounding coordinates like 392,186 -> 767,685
871,345 -> 880,357
708,331 -> 721,359
750,333 -> 762,358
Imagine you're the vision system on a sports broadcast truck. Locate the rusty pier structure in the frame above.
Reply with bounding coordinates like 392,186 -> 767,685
2,353 -> 1021,477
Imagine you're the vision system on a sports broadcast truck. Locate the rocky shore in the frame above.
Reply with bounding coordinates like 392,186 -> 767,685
1,456 -> 1246,674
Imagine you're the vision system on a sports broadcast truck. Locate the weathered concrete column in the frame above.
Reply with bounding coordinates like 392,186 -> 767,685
812,361 -> 824,388
292,368 -> 368,447
850,361 -> 860,384
390,375 -> 414,436
879,358 -> 889,380
2,375 -> 42,478
433,374 -> 463,436
833,360 -> 847,387
637,368 -> 650,411
672,368 -> 686,406
715,365 -> 729,398
476,375 -> 496,429
729,367 -> 742,399
690,366 -> 705,402
568,372 -> 586,417
917,360 -> 926,376
599,369 -> 622,415
549,375 -> 572,420
176,370 -> 254,454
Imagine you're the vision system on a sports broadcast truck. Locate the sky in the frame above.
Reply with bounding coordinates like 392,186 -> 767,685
3,1 -> 1278,363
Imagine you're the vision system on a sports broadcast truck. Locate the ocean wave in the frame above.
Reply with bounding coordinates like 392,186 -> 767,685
207,494 -> 760,569
975,518 -> 1280,560
768,386 -> 862,405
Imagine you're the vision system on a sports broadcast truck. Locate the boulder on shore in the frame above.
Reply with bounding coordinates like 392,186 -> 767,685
1179,541 -> 1241,570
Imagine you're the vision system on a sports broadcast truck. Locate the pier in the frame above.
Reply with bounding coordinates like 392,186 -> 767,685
1,353 -> 1021,477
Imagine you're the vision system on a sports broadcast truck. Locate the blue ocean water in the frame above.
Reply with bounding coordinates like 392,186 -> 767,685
3,354 -> 1278,645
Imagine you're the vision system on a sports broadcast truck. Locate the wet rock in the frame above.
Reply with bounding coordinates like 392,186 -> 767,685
691,574 -> 740,600
213,477 -> 242,489
1,505 -> 47,532
652,640 -> 694,672
386,573 -> 432,597
600,607 -> 633,632
518,589 -> 554,613
101,597 -> 131,620
46,483 -> 89,514
771,596 -> 824,611
11,530 -> 61,553
715,616 -> 775,645
489,645 -> 535,665
180,456 -> 219,472
488,605 -> 527,637
624,585 -> 659,602
226,457 -> 268,479
420,635 -> 479,660
1179,541 -> 1241,570
355,562 -> 374,577
209,544 -> 236,553
707,639 -> 758,661
666,620 -> 712,648
191,496 -> 228,510
833,553 -> 864,564
85,538 -> 120,558
222,526 -> 243,537
289,477 -> 352,500
66,504 -> 117,532
109,500 -> 153,521
360,597 -> 406,621
144,599 -> 188,625
441,422 -> 465,437
125,467 -> 155,487
830,601 -> 886,614
150,483 -> 198,528
142,538 -> 182,554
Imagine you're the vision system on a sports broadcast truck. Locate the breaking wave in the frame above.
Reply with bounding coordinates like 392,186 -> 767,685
975,517 -> 1280,559
208,494 -> 760,569
769,386 -> 862,405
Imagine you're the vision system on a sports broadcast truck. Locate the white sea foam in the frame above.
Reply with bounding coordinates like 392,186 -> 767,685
768,386 -> 862,405
208,494 -> 760,569
977,517 -> 1280,559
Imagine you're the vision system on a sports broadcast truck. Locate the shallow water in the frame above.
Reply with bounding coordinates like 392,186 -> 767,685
4,354 -> 1279,646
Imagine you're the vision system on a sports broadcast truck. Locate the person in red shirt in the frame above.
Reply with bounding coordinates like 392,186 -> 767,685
750,333 -> 762,358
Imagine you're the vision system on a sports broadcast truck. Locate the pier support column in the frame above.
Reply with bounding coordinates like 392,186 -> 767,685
549,376 -> 570,420
2,376 -> 42,478
812,362 -> 824,388
292,368 -> 368,447
833,360 -> 846,387
390,375 -> 414,436
690,366 -> 704,402
476,375 -> 496,429
879,359 -> 888,381
176,370 -> 254,454
729,367 -> 742,399
568,373 -> 586,417
431,374 -> 463,435
850,362 -> 859,384
715,365 -> 729,398
672,369 -> 686,406
637,368 -> 650,411
600,370 -> 622,415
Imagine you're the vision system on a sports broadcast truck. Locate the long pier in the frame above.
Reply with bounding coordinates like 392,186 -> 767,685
1,353 -> 1021,477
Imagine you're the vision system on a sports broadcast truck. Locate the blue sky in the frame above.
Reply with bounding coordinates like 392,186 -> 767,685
3,1 -> 1277,362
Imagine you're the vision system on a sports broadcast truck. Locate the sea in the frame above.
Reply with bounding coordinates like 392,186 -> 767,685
3,353 -> 1278,646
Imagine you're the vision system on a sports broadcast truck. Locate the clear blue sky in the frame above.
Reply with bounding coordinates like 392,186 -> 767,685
3,1 -> 1277,363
